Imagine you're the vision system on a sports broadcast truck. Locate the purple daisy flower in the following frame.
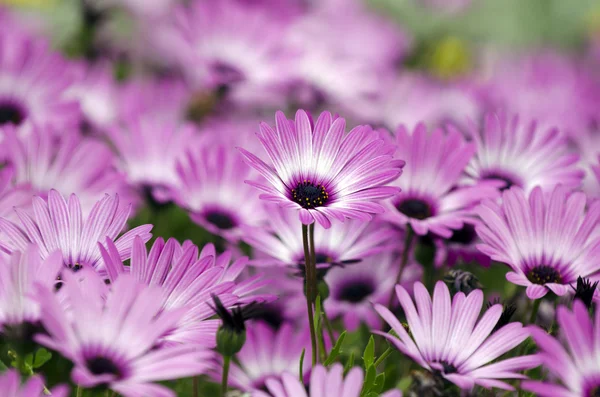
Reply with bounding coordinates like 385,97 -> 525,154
170,138 -> 266,241
0,30 -> 80,130
100,236 -> 272,347
443,222 -> 492,268
323,252 -> 422,331
0,190 -> 152,272
475,185 -> 600,299
158,0 -> 295,106
380,123 -> 499,237
0,370 -> 68,397
253,363 -> 402,397
34,271 -> 212,396
0,166 -> 33,220
459,112 -> 583,193
4,125 -> 135,214
106,116 -> 198,198
238,110 -> 405,229
242,204 -> 397,267
223,321 -> 312,392
522,300 -> 600,396
375,281 -> 540,391
0,245 -> 62,345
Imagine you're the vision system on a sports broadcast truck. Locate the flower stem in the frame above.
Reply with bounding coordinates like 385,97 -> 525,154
193,376 -> 199,397
373,346 -> 393,368
321,307 -> 335,346
387,227 -> 414,308
221,355 -> 231,397
302,224 -> 318,366
528,299 -> 541,324
76,387 -> 83,397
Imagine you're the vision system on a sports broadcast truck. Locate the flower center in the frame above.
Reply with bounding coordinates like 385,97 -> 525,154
336,280 -> 375,303
588,386 -> 600,397
439,361 -> 458,374
86,356 -> 122,378
527,265 -> 562,285
448,224 -> 477,245
211,61 -> 245,84
292,180 -> 329,209
482,171 -> 519,191
0,102 -> 25,126
397,199 -> 432,220
253,304 -> 284,330
205,211 -> 237,230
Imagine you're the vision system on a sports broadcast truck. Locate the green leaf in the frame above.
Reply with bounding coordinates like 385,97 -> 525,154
323,331 -> 346,366
299,348 -> 306,382
343,352 -> 355,375
31,348 -> 52,369
360,365 -> 376,396
373,372 -> 385,393
362,336 -> 375,369
314,295 -> 322,330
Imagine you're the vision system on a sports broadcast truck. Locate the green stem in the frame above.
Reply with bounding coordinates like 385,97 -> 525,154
322,307 -> 336,346
387,227 -> 414,308
310,223 -> 325,363
302,224 -> 318,367
373,347 -> 393,368
76,387 -> 83,397
15,353 -> 23,376
221,355 -> 231,397
529,299 -> 541,324
193,376 -> 199,397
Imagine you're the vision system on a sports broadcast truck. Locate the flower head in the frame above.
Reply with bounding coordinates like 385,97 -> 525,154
375,281 -> 540,390
380,123 -> 499,237
522,301 -> 600,396
460,112 -> 583,192
243,204 -> 397,268
4,125 -> 135,214
0,370 -> 68,397
239,110 -> 405,228
170,138 -> 267,241
35,271 -> 212,397
475,185 -> 600,299
0,190 -> 152,272
252,363 -> 402,397
101,236 -> 272,347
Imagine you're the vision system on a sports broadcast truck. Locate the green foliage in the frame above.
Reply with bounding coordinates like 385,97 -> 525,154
323,331 -> 347,366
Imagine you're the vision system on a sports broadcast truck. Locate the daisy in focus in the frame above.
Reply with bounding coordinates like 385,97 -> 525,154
239,110 -> 405,228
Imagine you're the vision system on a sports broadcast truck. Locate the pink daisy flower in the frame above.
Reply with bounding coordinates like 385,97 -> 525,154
0,190 -> 152,272
380,123 -> 499,237
34,271 -> 212,397
0,30 -> 80,130
522,300 -> 600,396
460,112 -> 583,192
375,281 -> 540,391
170,138 -> 266,241
100,236 -> 272,347
238,110 -> 405,229
0,370 -> 68,397
242,204 -> 397,268
0,166 -> 32,219
475,185 -> 600,300
253,363 -> 402,397
3,125 -> 135,214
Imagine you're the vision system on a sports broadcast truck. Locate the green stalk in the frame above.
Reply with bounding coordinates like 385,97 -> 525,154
387,227 -> 414,308
221,355 -> 231,397
302,224 -> 318,366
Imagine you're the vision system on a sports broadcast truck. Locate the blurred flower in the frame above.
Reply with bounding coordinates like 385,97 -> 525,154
101,236 -> 271,347
35,271 -> 212,396
0,29 -> 80,131
571,129 -> 600,199
242,204 -> 397,267
0,245 -> 61,351
443,222 -> 491,268
253,363 -> 402,397
0,369 -> 68,397
0,166 -> 32,220
170,139 -> 267,241
380,123 -> 499,237
158,0 -> 295,106
475,186 -> 600,300
324,252 -> 422,330
522,301 -> 600,396
0,190 -> 152,272
220,321 -> 312,392
460,112 -> 583,192
375,281 -> 540,391
107,116 -> 197,199
482,52 -> 600,137
3,125 -> 136,214
375,73 -> 480,131
239,110 -> 405,228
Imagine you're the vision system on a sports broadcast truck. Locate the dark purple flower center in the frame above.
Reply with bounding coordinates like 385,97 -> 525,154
527,265 -> 562,285
292,180 -> 329,209
482,172 -> 519,191
448,224 -> 477,245
86,356 -> 122,378
336,280 -> 375,303
205,211 -> 237,230
439,361 -> 458,374
588,386 -> 600,397
0,102 -> 25,126
211,61 -> 245,84
397,199 -> 432,220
